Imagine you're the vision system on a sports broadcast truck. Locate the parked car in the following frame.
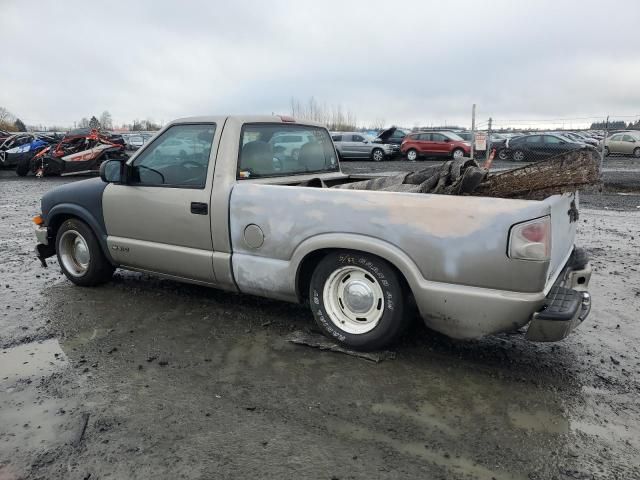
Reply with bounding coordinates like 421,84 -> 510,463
400,131 -> 471,161
267,131 -> 316,161
568,132 -> 599,147
372,127 -> 408,156
0,135 -> 57,168
127,135 -> 145,151
17,128 -> 127,177
0,133 -> 36,167
500,134 -> 588,162
603,132 -> 640,157
33,115 -> 592,351
331,132 -> 393,161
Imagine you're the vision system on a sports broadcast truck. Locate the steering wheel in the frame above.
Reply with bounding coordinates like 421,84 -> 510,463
180,160 -> 203,169
137,164 -> 165,183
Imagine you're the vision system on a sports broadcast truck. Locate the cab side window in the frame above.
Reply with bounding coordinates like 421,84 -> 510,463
130,124 -> 215,188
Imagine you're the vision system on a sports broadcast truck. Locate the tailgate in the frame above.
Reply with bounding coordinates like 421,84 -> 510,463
544,192 -> 579,288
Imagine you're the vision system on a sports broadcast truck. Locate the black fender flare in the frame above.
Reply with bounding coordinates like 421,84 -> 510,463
46,203 -> 115,265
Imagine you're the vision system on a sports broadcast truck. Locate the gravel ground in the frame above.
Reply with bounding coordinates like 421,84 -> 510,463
0,159 -> 639,479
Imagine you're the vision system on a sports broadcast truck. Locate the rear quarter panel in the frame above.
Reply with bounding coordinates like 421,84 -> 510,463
229,183 -> 554,299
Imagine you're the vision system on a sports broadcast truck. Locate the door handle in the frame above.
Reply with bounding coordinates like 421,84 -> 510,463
190,202 -> 208,215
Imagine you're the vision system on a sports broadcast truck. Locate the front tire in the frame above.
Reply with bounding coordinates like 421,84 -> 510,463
452,148 -> 464,160
371,148 -> 385,162
16,157 -> 31,176
497,149 -> 510,161
406,149 -> 418,162
56,219 -> 114,286
604,146 -> 609,157
309,251 -> 410,351
633,147 -> 640,158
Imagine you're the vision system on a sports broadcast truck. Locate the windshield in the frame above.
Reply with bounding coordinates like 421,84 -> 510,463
446,132 -> 465,141
238,124 -> 339,179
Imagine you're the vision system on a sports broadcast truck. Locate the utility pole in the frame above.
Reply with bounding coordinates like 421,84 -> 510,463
470,104 -> 476,160
600,115 -> 609,172
485,117 -> 492,163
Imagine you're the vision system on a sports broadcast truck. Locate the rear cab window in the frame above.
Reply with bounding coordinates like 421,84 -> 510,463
238,124 -> 339,179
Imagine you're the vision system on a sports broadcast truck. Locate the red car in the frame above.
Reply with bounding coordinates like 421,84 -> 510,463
400,131 -> 471,161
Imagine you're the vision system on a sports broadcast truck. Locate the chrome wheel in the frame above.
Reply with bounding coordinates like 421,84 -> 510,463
407,150 -> 417,161
452,149 -> 464,160
58,230 -> 90,277
372,149 -> 384,162
322,266 -> 384,335
512,150 -> 525,162
634,148 -> 640,158
498,149 -> 509,161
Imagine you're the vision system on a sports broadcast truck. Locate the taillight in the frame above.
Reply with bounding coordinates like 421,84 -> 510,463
509,216 -> 551,261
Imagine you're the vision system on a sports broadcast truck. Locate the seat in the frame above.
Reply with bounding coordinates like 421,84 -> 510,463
241,141 -> 274,175
298,142 -> 326,171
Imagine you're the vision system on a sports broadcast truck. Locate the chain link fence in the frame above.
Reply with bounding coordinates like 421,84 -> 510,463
467,108 -> 640,167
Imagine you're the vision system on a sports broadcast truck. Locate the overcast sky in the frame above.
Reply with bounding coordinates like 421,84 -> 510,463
1,0 -> 639,129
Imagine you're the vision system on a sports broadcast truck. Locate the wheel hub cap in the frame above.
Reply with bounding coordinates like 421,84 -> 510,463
74,237 -> 90,266
343,280 -> 374,313
59,230 -> 90,277
322,266 -> 385,335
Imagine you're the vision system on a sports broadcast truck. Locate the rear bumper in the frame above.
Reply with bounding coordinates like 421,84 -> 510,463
414,246 -> 591,341
525,249 -> 592,341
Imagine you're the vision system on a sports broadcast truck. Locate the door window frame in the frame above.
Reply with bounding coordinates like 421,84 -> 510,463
127,122 -> 217,190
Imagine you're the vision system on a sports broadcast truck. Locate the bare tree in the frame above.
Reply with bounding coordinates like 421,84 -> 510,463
99,111 -> 113,130
0,106 -> 16,131
79,117 -> 90,128
369,118 -> 386,131
289,97 -> 357,131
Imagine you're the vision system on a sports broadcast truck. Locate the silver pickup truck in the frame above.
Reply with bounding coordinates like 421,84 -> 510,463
33,115 -> 592,351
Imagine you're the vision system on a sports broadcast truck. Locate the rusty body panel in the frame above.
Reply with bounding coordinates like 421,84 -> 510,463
228,183 -> 576,339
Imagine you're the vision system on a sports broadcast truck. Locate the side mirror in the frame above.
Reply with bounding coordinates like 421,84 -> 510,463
100,159 -> 126,183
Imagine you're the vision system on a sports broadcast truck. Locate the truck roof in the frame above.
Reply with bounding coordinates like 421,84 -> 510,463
170,115 -> 325,128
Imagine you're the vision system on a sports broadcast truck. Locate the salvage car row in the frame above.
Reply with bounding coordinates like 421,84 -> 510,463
2,125 -> 637,177
333,128 -> 639,163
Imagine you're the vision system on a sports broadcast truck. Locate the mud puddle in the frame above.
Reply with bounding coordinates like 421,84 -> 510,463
0,339 -> 86,477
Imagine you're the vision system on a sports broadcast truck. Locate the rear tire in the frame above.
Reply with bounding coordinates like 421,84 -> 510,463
633,147 -> 640,158
309,251 -> 410,351
604,146 -> 609,157
56,219 -> 114,286
406,149 -> 418,162
512,150 -> 526,162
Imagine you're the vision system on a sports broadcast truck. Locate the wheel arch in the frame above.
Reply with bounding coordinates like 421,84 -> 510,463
292,234 -> 420,303
46,204 -> 114,264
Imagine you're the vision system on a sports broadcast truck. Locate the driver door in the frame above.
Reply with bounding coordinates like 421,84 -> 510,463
102,123 -> 218,283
